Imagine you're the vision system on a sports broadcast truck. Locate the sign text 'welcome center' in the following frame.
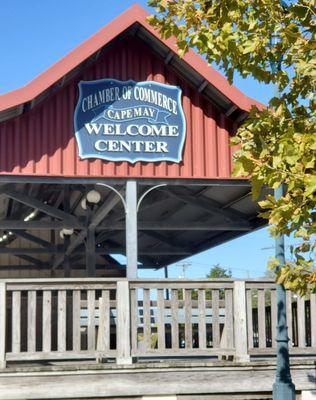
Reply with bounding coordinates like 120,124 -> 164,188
74,79 -> 186,163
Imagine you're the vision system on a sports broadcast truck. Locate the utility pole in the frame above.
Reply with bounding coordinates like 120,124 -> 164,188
176,262 -> 191,299
176,261 -> 191,279
270,4 -> 296,397
272,186 -> 295,399
164,266 -> 170,300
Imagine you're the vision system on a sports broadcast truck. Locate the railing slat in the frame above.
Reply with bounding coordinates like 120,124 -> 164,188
184,289 -> 192,349
198,289 -> 206,350
271,290 -> 277,349
297,296 -> 305,348
311,293 -> 316,348
117,281 -> 131,364
42,290 -> 52,352
234,281 -> 249,361
171,289 -> 179,349
246,289 -> 253,349
27,291 -> 36,352
97,290 -> 110,351
57,290 -> 66,352
157,289 -> 165,350
72,290 -> 81,352
225,289 -> 234,349
0,283 -> 6,368
130,288 -> 138,351
212,289 -> 220,348
258,289 -> 266,348
286,291 -> 293,347
143,289 -> 151,350
12,291 -> 21,353
87,290 -> 96,351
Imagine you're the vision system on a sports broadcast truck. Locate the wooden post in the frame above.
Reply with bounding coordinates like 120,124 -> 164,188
233,281 -> 249,362
125,180 -> 138,279
86,228 -> 96,277
63,187 -> 71,277
116,280 -> 132,364
0,282 -> 6,369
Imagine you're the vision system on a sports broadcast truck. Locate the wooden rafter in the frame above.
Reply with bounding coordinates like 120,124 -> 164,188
160,187 -> 250,225
1,187 -> 77,222
52,192 -> 121,270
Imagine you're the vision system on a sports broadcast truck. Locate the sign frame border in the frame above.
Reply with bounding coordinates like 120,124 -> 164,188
74,79 -> 187,164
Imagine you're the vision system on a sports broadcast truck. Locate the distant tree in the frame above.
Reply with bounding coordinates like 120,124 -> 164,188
205,264 -> 232,300
206,264 -> 232,279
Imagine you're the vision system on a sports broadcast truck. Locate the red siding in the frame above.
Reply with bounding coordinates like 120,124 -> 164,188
0,38 -> 236,180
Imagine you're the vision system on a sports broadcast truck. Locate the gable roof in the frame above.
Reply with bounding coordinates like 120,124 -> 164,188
0,3 -> 264,123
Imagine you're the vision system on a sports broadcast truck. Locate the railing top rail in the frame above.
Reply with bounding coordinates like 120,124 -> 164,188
245,280 -> 277,289
1,277 -> 277,292
0,277 -> 276,284
130,278 -> 236,283
0,277 -> 127,284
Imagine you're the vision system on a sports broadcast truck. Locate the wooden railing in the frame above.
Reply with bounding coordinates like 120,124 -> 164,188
129,280 -> 235,358
0,278 -> 315,367
1,279 -> 119,366
246,281 -> 316,354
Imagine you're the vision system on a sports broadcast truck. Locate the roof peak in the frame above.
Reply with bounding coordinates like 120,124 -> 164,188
0,3 -> 263,121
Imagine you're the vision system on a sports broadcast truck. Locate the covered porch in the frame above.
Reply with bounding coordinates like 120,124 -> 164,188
0,178 -> 266,279
0,179 -> 314,367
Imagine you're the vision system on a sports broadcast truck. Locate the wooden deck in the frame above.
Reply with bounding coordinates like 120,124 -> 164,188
0,359 -> 315,399
1,277 -> 316,398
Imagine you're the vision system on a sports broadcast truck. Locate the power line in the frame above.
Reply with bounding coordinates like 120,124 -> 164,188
176,261 -> 191,278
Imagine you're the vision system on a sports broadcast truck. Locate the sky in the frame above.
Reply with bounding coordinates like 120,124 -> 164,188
0,1 -> 288,279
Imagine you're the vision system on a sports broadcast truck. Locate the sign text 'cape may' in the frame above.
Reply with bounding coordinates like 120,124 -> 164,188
74,79 -> 186,163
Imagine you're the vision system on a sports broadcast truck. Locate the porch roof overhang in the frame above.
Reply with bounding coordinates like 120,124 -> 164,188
0,180 -> 269,271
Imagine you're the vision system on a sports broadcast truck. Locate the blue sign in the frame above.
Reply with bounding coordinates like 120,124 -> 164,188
74,79 -> 186,163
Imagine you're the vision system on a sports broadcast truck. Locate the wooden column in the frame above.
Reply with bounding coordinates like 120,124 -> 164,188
233,281 -> 249,362
86,228 -> 96,277
125,180 -> 138,279
63,188 -> 71,277
0,282 -> 6,369
116,280 -> 132,364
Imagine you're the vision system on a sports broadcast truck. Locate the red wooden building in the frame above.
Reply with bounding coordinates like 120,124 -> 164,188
0,4 -> 267,279
0,6 -> 315,400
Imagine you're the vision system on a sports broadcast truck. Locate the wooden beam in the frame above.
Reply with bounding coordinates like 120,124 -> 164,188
225,104 -> 238,117
0,246 -> 189,256
90,192 -> 121,229
1,188 -> 77,222
137,249 -> 190,256
142,230 -> 187,250
11,230 -> 54,249
63,188 -> 71,277
0,248 -> 62,254
15,255 -> 45,267
0,220 -> 84,230
0,263 -> 157,270
86,228 -> 96,277
52,192 -> 121,270
98,221 -> 251,231
160,187 -> 250,225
